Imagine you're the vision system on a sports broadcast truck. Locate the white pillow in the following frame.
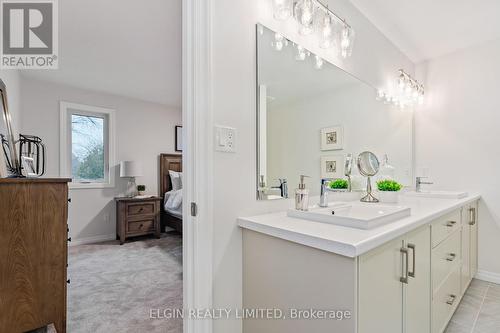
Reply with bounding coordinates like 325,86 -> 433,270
169,170 -> 183,190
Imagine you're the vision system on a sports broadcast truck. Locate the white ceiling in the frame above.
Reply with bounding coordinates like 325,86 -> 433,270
349,0 -> 500,63
22,0 -> 181,107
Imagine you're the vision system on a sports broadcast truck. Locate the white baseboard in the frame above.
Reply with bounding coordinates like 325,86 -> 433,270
476,270 -> 500,285
70,234 -> 116,246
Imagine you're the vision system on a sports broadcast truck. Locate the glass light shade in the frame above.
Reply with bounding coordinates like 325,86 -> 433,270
272,33 -> 285,51
317,11 -> 335,49
314,55 -> 324,69
340,25 -> 355,58
296,45 -> 307,61
272,0 -> 293,20
295,0 -> 315,35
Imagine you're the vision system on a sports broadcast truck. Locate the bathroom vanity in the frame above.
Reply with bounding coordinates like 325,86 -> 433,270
239,195 -> 479,333
250,23 -> 479,333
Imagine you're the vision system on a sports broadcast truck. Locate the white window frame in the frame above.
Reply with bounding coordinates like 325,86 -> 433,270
60,101 -> 116,189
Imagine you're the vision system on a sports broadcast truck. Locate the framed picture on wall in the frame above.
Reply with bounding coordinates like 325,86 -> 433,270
321,155 -> 344,179
320,125 -> 344,151
175,126 -> 183,152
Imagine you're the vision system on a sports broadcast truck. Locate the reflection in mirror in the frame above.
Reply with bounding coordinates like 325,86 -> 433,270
256,24 -> 413,200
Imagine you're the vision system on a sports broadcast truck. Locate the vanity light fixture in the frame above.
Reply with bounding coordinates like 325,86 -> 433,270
318,9 -> 334,49
295,0 -> 315,35
314,55 -> 324,69
270,0 -> 355,57
340,23 -> 355,58
272,32 -> 287,51
296,45 -> 307,60
272,0 -> 293,20
376,69 -> 425,109
377,69 -> 425,109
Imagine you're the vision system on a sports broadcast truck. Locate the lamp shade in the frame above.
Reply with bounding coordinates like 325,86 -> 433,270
120,161 -> 143,177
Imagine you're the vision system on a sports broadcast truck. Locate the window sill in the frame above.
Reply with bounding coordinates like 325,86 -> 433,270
69,182 -> 115,190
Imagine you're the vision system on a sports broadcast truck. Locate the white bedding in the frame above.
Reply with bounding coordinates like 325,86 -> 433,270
164,189 -> 183,218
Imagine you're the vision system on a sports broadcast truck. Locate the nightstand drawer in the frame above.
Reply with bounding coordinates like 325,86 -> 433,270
127,219 -> 155,233
127,202 -> 155,216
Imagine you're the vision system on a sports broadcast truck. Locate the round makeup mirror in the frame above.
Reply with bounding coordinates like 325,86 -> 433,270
357,151 -> 380,203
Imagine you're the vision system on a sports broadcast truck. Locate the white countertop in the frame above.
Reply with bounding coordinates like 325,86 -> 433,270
238,193 -> 481,258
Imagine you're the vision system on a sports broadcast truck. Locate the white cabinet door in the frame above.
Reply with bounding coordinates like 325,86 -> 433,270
405,225 -> 431,333
358,236 -> 404,333
469,202 -> 478,277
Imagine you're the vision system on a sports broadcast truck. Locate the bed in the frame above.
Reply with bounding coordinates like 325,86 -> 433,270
159,153 -> 183,233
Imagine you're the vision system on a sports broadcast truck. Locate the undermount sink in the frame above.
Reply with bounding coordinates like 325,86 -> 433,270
405,190 -> 468,199
287,202 -> 411,229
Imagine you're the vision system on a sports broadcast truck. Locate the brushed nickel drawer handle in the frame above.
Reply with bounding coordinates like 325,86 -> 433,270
446,294 -> 457,305
469,207 -> 476,225
446,221 -> 457,227
446,253 -> 456,261
400,247 -> 409,284
408,243 -> 416,278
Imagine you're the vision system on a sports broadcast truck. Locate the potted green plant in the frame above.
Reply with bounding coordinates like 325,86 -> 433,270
329,179 -> 349,191
137,184 -> 146,196
328,178 -> 361,202
376,179 -> 402,203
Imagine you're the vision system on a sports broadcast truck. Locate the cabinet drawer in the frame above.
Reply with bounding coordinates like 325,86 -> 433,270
432,230 -> 461,293
127,219 -> 155,233
432,209 -> 461,248
432,265 -> 461,333
127,202 -> 155,216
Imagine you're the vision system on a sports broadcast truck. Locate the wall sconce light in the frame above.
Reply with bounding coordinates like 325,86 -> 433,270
377,69 -> 425,109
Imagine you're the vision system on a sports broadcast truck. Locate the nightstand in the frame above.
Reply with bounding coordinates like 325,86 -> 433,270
115,196 -> 162,245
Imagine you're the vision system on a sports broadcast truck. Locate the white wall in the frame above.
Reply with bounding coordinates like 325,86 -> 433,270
211,0 -> 414,332
20,77 -> 181,243
415,38 -> 500,280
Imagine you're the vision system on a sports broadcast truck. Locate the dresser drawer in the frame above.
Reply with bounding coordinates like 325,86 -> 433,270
127,202 -> 155,216
432,230 -> 461,293
127,219 -> 155,234
432,265 -> 461,333
432,209 -> 461,248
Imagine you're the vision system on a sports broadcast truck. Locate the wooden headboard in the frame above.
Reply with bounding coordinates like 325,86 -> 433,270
159,153 -> 182,196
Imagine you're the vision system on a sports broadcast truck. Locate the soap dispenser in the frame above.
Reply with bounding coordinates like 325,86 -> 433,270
295,175 -> 310,211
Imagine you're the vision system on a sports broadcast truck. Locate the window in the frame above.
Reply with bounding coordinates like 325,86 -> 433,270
60,102 -> 115,188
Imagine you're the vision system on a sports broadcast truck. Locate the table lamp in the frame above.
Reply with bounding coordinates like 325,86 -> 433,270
120,161 -> 143,197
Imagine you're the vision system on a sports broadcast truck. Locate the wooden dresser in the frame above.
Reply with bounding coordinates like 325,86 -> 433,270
0,178 -> 70,333
115,196 -> 162,244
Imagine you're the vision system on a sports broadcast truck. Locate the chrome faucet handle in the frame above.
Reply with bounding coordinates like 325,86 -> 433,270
319,178 -> 334,207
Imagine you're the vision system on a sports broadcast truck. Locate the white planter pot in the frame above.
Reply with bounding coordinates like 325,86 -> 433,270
329,191 -> 362,202
378,191 -> 399,203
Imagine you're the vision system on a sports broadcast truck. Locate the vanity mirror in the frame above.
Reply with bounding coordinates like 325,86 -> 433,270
256,24 -> 413,200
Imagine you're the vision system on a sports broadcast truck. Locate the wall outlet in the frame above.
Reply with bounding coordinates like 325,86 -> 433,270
215,125 -> 236,153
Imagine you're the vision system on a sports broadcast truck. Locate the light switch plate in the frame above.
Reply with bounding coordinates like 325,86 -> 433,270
215,125 -> 236,153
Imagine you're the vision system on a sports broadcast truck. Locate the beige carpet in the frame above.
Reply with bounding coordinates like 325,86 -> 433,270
68,233 -> 183,333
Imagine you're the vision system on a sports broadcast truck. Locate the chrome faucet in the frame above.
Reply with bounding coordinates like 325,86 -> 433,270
272,178 -> 288,198
416,176 -> 433,192
319,178 -> 334,207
